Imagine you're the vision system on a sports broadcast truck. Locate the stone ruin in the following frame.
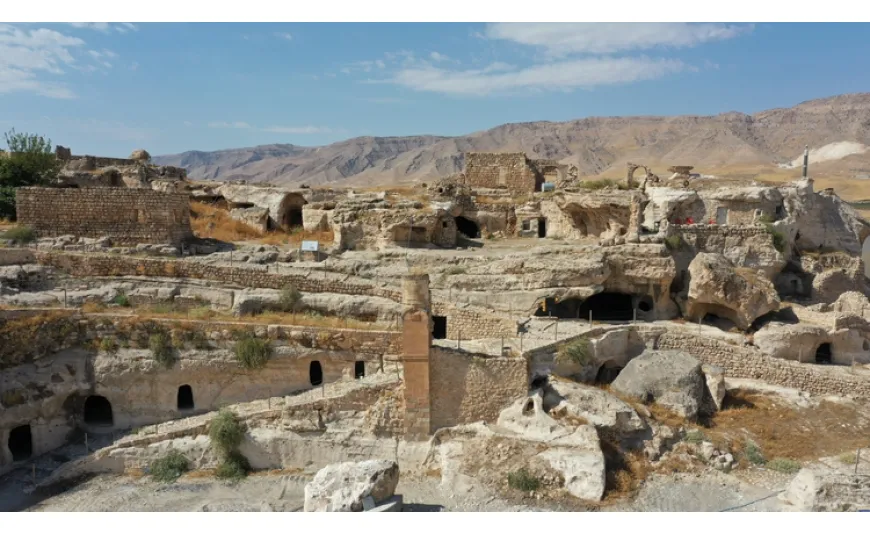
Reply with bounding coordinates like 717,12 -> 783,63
2,149 -> 870,510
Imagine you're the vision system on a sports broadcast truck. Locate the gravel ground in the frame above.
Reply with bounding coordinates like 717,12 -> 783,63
0,466 -> 790,513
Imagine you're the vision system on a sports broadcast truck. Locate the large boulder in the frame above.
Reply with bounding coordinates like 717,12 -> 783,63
303,459 -> 400,512
130,149 -> 151,161
781,467 -> 870,512
542,379 -> 646,436
610,349 -> 706,420
686,252 -> 780,330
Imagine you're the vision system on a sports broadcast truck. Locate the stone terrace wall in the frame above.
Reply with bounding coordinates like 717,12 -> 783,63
35,251 -> 516,340
70,155 -> 137,167
651,329 -> 870,400
0,248 -> 36,266
465,153 -> 537,193
16,187 -> 192,246
669,224 -> 772,243
429,347 -> 528,432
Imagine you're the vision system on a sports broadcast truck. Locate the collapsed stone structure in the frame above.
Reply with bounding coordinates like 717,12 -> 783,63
3,150 -> 870,508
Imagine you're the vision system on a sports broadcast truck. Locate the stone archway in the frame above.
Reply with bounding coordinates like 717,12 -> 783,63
83,395 -> 113,426
276,193 -> 307,231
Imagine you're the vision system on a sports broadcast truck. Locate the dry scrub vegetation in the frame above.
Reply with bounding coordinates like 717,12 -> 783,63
80,300 -> 385,331
189,202 -> 333,245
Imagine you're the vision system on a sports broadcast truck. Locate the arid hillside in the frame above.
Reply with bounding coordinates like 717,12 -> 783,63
154,93 -> 870,190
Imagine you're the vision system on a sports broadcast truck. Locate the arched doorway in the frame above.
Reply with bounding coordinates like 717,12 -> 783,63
276,193 -> 307,231
595,361 -> 624,385
177,385 -> 194,410
309,360 -> 323,386
8,424 -> 33,462
815,343 -> 833,364
83,395 -> 113,426
455,216 -> 480,239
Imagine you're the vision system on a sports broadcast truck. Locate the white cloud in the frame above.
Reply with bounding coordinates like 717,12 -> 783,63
69,23 -> 137,34
129,61 -> 139,71
0,24 -> 87,98
429,51 -> 450,62
387,56 -> 687,96
208,121 -> 252,129
275,32 -> 293,41
484,22 -> 752,56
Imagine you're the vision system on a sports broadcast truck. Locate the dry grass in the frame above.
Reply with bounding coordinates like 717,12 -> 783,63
704,391 -> 870,462
85,301 -> 384,331
190,201 -> 267,242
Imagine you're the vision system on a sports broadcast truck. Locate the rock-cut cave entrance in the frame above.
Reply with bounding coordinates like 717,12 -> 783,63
595,361 -> 624,385
83,395 -> 114,427
455,216 -> 480,239
8,424 -> 33,462
815,343 -> 833,364
310,360 -> 323,386
177,385 -> 195,411
354,361 -> 365,379
535,293 -> 637,321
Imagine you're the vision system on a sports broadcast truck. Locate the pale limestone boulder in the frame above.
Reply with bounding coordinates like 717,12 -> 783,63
303,459 -> 399,512
537,443 -> 606,502
496,392 -> 571,441
701,364 -> 726,412
611,349 -> 705,420
130,149 -> 151,161
781,467 -> 870,512
542,380 -> 645,436
686,252 -> 780,330
753,323 -> 829,362
230,207 -> 269,233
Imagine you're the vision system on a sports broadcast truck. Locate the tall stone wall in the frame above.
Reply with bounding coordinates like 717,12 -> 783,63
465,153 -> 538,193
16,187 -> 192,246
429,347 -> 528,432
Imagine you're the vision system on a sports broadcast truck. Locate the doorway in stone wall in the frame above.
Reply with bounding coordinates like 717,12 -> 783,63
83,395 -> 114,427
354,361 -> 365,379
310,361 -> 323,386
8,424 -> 33,462
177,385 -> 194,411
815,343 -> 833,364
432,316 -> 448,339
538,218 -> 547,238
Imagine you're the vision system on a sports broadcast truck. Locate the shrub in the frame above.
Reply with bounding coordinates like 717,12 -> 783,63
685,429 -> 706,444
765,224 -> 787,253
1,225 -> 36,244
0,187 -> 15,221
99,337 -> 119,354
578,179 -> 619,190
215,451 -> 251,481
664,234 -> 683,251
234,336 -> 271,369
188,330 -> 211,350
278,284 -> 302,312
149,450 -> 190,483
444,266 -> 467,275
744,440 -> 766,465
149,332 -> 175,368
209,409 -> 244,456
112,292 -> 131,307
507,468 -> 541,492
766,457 -> 801,474
758,213 -> 776,224
557,338 -> 591,366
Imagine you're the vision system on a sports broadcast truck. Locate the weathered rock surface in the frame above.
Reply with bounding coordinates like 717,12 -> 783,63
542,379 -> 646,436
303,459 -> 400,512
701,364 -> 726,412
611,349 -> 706,420
781,467 -> 870,512
686,252 -> 780,330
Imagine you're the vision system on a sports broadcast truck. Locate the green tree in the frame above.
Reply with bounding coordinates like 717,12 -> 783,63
0,129 -> 61,219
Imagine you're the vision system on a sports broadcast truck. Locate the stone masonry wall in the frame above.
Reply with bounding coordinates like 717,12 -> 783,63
651,329 -> 870,400
16,187 -> 192,246
429,347 -> 528,432
465,153 -> 538,193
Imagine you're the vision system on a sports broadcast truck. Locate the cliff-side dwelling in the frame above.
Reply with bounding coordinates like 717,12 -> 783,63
2,148 -> 870,512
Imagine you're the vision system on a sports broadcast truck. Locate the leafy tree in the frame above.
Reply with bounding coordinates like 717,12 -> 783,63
0,129 -> 61,219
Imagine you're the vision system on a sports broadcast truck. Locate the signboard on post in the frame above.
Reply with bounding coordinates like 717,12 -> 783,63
301,240 -> 319,252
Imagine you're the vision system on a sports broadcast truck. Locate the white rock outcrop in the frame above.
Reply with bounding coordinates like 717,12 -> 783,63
303,459 -> 400,512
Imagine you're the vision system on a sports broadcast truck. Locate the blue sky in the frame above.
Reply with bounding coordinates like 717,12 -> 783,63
2,22 -> 870,157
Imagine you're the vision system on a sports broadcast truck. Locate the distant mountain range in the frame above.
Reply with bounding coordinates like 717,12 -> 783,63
153,93 -> 870,187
